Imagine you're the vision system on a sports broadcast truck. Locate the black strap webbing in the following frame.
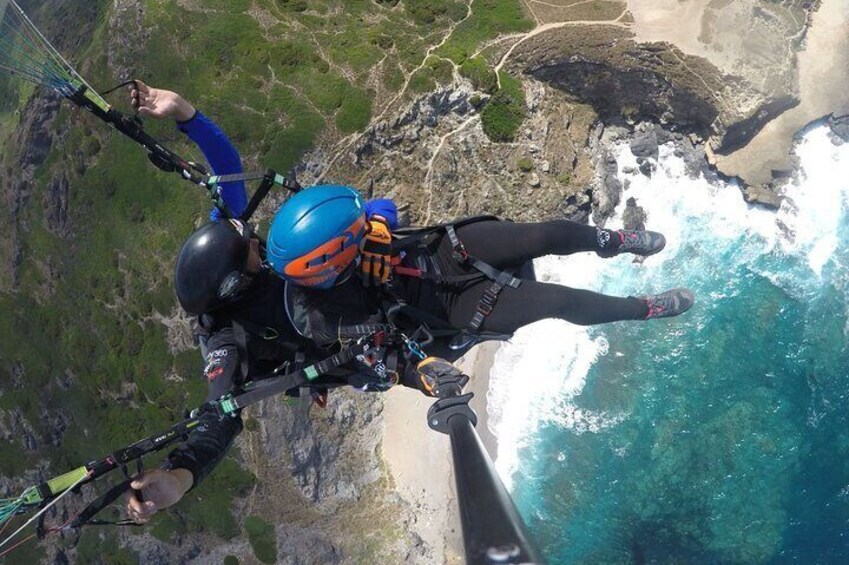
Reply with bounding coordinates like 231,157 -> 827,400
70,479 -> 143,529
443,225 -> 522,336
220,340 -> 371,414
231,320 -> 251,383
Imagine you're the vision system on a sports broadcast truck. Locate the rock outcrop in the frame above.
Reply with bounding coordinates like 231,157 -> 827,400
0,93 -> 63,290
509,27 -> 726,137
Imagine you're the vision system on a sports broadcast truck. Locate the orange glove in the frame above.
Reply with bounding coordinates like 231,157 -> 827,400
359,215 -> 393,287
416,356 -> 469,397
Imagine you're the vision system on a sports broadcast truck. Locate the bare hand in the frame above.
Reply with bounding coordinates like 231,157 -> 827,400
128,80 -> 196,122
125,468 -> 193,524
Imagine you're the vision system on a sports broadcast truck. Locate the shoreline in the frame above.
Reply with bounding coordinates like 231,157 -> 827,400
381,341 -> 501,563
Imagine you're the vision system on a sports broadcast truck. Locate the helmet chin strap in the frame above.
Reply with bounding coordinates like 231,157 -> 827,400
335,261 -> 358,286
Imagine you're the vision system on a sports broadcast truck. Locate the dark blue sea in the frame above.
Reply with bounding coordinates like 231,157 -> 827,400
489,127 -> 849,564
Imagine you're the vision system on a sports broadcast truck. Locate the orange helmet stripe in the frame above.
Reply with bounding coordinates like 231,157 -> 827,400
283,215 -> 367,285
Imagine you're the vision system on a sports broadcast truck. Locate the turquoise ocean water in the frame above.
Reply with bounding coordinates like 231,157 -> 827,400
488,127 -> 849,563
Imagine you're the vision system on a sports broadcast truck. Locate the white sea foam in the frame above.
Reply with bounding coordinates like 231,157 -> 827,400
488,126 -> 849,488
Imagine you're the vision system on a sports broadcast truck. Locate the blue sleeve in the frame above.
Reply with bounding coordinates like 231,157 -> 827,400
177,111 -> 248,221
364,198 -> 398,230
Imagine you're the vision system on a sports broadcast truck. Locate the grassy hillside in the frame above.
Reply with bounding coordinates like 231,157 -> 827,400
0,0 -> 532,559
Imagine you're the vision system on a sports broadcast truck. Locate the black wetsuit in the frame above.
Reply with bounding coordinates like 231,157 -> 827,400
164,270 -> 419,486
165,218 -> 648,487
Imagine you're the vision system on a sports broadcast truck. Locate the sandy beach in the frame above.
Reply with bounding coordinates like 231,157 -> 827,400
381,341 -> 502,563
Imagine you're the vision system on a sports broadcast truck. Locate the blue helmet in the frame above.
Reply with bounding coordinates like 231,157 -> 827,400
266,185 -> 367,289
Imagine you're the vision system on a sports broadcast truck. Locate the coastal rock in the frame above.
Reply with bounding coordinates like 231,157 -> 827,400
0,408 -> 39,452
335,80 -> 598,226
276,523 -> 342,565
592,148 -> 621,223
1,92 -> 62,291
121,533 -> 184,565
510,28 -> 725,138
40,409 -> 69,447
637,158 -> 655,177
630,128 -> 659,160
355,86 -> 475,167
249,390 -> 384,503
10,361 -> 24,389
561,189 -> 593,223
622,197 -> 647,231
742,184 -> 783,209
20,95 -> 61,173
829,115 -> 849,143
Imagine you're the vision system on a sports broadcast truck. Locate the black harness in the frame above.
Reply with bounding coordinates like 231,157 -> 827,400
390,216 -> 533,351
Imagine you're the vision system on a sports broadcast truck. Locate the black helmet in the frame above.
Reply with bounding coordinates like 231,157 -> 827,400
175,219 -> 253,315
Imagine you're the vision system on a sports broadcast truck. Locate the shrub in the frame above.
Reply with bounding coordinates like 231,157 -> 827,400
460,57 -> 497,93
245,516 -> 278,564
480,72 -> 526,142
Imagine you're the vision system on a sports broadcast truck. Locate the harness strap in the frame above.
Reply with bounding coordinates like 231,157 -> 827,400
444,224 -> 467,262
337,323 -> 392,339
231,321 -> 251,383
392,220 -> 526,348
217,340 -> 371,416
70,479 -> 142,529
208,170 -> 301,192
465,268 -> 520,334
442,225 -> 522,341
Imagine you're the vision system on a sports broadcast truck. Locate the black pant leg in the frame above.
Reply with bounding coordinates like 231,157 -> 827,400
447,278 -> 647,331
454,220 -> 599,269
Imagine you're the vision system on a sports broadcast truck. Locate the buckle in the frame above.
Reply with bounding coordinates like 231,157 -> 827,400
477,301 -> 493,316
481,288 -> 499,306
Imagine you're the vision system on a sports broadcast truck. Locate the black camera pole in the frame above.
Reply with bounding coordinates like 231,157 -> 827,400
428,380 -> 545,565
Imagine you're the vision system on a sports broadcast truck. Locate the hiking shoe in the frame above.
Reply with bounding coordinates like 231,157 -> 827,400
639,288 -> 694,319
597,229 -> 666,258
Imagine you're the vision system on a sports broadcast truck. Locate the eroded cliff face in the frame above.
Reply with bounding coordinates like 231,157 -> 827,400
0,93 -> 65,292
323,81 -> 601,226
507,27 -> 726,137
488,0 -> 837,195
713,0 -> 849,186
624,0 -> 820,151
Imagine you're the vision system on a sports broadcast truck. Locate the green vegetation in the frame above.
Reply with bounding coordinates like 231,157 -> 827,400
245,515 -> 278,564
557,172 -> 573,185
517,157 -> 534,172
181,458 -> 257,538
460,57 -> 498,93
428,57 -> 455,85
405,0 -> 468,26
481,72 -> 527,142
409,68 -> 436,94
75,530 -> 138,564
436,0 -> 533,63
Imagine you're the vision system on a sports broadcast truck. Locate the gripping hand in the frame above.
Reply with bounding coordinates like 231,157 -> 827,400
416,357 -> 469,397
125,468 -> 193,524
359,215 -> 393,287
